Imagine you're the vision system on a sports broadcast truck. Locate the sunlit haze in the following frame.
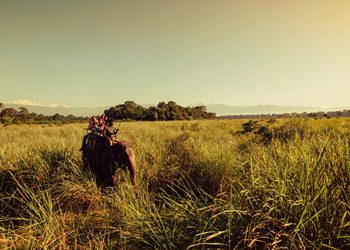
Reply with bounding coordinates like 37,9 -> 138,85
1,0 -> 349,108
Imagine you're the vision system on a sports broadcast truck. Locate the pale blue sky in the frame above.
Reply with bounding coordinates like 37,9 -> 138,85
1,0 -> 349,107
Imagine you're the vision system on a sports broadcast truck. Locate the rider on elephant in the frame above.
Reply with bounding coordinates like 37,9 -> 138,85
105,118 -> 119,145
80,114 -> 117,151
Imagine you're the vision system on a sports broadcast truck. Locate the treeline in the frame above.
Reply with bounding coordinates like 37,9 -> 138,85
220,109 -> 350,119
0,101 -> 216,125
0,104 -> 87,125
105,101 -> 217,121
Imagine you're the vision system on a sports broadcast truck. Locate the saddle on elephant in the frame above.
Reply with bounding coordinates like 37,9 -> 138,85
80,114 -> 118,151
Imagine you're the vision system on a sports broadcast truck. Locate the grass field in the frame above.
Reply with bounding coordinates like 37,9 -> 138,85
0,118 -> 350,249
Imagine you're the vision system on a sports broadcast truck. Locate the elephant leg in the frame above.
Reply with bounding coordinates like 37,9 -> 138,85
85,150 -> 102,187
82,150 -> 96,174
100,162 -> 115,187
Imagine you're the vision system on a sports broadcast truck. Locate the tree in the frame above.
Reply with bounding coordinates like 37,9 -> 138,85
18,107 -> 29,121
1,108 -> 17,118
144,108 -> 159,121
53,113 -> 64,120
0,108 -> 18,124
104,101 -> 216,121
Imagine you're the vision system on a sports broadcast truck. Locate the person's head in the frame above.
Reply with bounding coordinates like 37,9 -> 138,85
106,118 -> 113,126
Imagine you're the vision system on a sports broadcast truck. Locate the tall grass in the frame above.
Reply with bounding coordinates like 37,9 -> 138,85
0,119 -> 349,249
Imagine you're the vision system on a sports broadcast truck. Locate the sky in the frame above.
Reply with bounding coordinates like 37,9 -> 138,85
1,0 -> 349,108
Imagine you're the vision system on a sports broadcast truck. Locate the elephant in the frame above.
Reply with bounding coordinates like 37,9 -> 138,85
81,135 -> 137,187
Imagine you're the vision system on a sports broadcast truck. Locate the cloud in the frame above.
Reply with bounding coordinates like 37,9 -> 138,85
10,99 -> 42,106
50,104 -> 70,108
9,100 -> 70,108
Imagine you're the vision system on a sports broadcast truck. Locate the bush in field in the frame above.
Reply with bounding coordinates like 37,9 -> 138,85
240,119 -> 315,145
239,119 -> 273,145
241,119 -> 259,133
255,125 -> 273,144
272,119 -> 313,142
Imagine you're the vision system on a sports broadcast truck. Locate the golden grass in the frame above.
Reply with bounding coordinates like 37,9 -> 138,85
0,118 -> 349,249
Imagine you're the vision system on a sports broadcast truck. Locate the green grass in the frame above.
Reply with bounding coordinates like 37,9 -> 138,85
0,119 -> 349,249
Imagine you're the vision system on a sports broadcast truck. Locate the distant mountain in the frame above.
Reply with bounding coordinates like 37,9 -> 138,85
203,104 -> 350,116
4,103 -> 109,117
